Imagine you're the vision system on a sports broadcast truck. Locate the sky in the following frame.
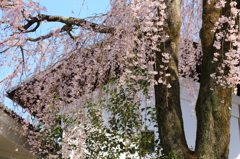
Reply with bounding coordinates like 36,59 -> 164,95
38,0 -> 110,17
35,0 -> 111,34
1,0 -> 110,111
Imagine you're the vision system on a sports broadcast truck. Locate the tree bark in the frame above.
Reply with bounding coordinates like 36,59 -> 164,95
154,0 -> 194,158
195,0 -> 233,158
155,0 -> 234,158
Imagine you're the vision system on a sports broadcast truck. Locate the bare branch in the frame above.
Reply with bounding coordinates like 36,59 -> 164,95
0,4 -> 14,8
0,20 -> 10,24
26,33 -> 56,42
67,32 -> 78,40
25,14 -> 115,34
26,29 -> 65,42
0,47 -> 10,54
26,24 -> 82,42
19,21 -> 40,33
61,25 -> 78,40
20,46 -> 25,64
0,0 -> 15,8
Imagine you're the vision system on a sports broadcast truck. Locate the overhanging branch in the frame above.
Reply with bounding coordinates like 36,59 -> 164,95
26,31 -> 62,42
25,14 -> 115,34
26,25 -> 76,42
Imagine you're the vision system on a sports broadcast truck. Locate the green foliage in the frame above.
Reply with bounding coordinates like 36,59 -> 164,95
82,62 -> 163,158
33,105 -> 76,157
159,151 -> 179,159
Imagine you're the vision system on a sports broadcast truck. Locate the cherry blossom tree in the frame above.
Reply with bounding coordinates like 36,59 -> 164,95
1,0 -> 240,158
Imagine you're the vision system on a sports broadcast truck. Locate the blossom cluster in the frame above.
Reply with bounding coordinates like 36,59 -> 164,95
211,1 -> 240,88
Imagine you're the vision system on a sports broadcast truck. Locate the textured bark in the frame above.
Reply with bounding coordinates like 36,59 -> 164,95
154,0 -> 194,158
195,0 -> 233,158
155,0 -> 234,158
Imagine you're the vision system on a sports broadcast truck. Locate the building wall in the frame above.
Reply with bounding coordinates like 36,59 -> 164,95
0,109 -> 38,159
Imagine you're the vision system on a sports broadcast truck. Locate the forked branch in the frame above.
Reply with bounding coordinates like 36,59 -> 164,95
24,14 -> 115,34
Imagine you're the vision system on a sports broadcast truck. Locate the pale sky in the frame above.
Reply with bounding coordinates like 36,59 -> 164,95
37,0 -> 110,17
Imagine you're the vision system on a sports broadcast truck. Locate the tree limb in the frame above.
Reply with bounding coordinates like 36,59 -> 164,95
24,14 -> 115,34
19,21 -> 40,33
0,47 -> 10,54
26,30 -> 63,42
26,25 -> 76,42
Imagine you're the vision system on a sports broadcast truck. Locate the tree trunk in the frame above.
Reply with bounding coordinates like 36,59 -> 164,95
195,0 -> 233,158
154,0 -> 195,158
154,0 -> 234,158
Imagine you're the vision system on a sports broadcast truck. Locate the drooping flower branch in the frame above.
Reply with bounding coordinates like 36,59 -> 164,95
1,0 -> 240,158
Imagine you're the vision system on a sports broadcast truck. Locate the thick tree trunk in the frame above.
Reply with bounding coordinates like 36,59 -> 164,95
154,0 -> 194,158
195,0 -> 233,158
154,0 -> 234,158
